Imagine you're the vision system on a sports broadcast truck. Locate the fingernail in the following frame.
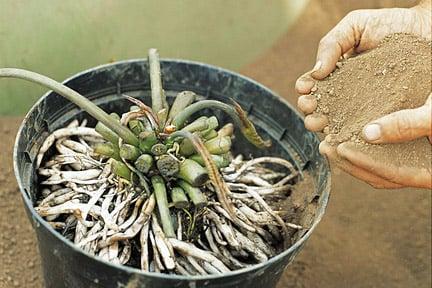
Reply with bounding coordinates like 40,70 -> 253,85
363,124 -> 381,141
312,61 -> 322,73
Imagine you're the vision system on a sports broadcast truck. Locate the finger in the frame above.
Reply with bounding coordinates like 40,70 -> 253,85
298,95 -> 318,115
304,113 -> 328,132
337,142 -> 432,189
319,140 -> 403,189
362,95 -> 432,143
311,12 -> 361,80
295,71 -> 316,95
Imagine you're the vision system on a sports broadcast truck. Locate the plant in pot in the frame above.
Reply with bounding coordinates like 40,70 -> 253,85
5,50 -> 330,288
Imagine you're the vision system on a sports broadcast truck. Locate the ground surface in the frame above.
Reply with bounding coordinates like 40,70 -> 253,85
0,0 -> 430,287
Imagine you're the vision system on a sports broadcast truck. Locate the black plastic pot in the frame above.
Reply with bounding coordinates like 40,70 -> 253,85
14,59 -> 330,288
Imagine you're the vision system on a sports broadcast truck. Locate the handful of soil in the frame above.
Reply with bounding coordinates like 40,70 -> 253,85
310,33 -> 431,169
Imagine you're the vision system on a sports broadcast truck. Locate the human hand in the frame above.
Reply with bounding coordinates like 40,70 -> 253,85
320,94 -> 432,189
296,2 -> 432,131
296,1 -> 432,189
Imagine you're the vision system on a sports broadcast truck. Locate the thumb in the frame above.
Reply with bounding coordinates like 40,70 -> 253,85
362,95 -> 432,144
310,11 -> 363,80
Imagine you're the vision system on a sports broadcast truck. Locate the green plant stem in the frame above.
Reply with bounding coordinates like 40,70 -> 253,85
177,159 -> 209,187
93,142 -> 120,161
172,99 -> 270,148
217,123 -> 234,137
134,154 -> 153,174
204,135 -> 232,154
128,119 -> 146,135
170,186 -> 189,209
156,155 -> 180,178
169,130 -> 236,217
181,116 -> 208,133
201,129 -> 218,140
119,144 -> 141,161
167,91 -> 196,121
151,175 -> 175,238
179,138 -> 195,156
150,143 -> 167,156
0,68 -> 139,146
148,49 -> 168,126
177,180 -> 207,209
111,159 -> 131,180
189,154 -> 230,168
138,131 -> 158,152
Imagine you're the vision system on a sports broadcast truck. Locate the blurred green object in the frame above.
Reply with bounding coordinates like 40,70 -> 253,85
0,0 -> 307,115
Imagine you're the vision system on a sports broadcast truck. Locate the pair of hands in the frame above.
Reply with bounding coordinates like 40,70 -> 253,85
296,2 -> 432,189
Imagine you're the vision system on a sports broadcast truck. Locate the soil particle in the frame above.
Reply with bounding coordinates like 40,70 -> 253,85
312,33 -> 431,169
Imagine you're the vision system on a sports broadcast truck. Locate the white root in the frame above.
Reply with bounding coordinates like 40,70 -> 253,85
119,241 -> 132,264
232,229 -> 268,262
176,257 -> 198,275
98,194 -> 155,248
38,188 -> 72,207
169,238 -> 230,273
225,157 -> 298,183
62,139 -> 90,154
176,211 -> 182,241
243,187 -> 290,248
205,209 -> 239,249
211,224 -> 227,246
186,256 -> 207,275
212,204 -> 256,233
37,126 -> 101,168
81,183 -> 107,221
149,231 -> 164,272
36,201 -> 101,219
151,215 -> 175,270
202,261 -> 221,274
204,224 -> 220,254
174,262 -> 190,276
140,220 -> 150,271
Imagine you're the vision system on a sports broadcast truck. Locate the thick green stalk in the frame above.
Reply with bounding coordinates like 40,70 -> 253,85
0,68 -> 139,146
128,119 -> 146,135
156,155 -> 180,178
170,186 -> 189,209
93,142 -> 120,161
138,131 -> 158,152
150,143 -> 167,156
189,154 -> 230,168
172,99 -> 270,149
148,49 -> 168,126
168,130 -> 236,217
177,159 -> 209,187
111,159 -> 132,180
201,129 -> 218,140
119,144 -> 141,161
177,180 -> 207,209
134,154 -> 153,174
151,175 -> 175,238
181,116 -> 208,133
167,91 -> 196,121
217,123 -> 234,137
179,138 -> 195,156
204,135 -> 232,155
95,121 -> 119,145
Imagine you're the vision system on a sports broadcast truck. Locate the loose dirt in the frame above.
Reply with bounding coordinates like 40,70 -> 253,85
0,117 -> 43,288
312,33 -> 431,169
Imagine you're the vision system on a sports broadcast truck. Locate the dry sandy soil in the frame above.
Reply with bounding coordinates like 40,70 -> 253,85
0,0 -> 430,287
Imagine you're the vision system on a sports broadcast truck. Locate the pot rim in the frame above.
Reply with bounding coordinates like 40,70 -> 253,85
13,58 -> 331,281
